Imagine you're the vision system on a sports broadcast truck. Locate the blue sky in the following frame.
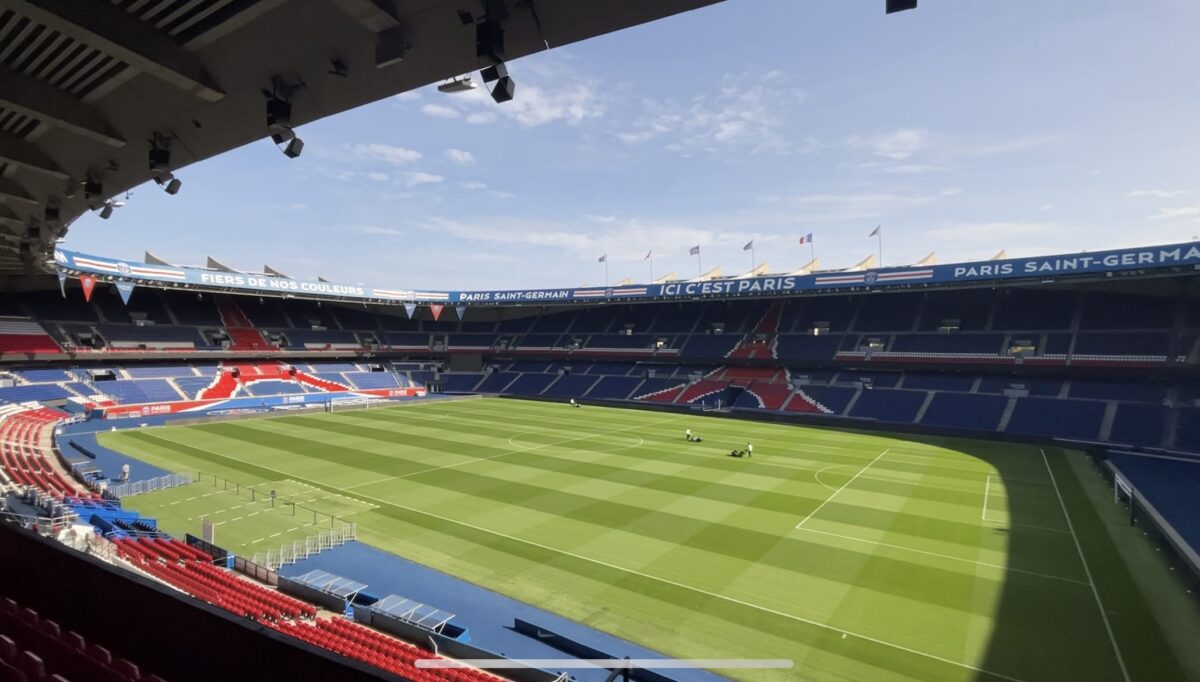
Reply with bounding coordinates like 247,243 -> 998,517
66,0 -> 1200,290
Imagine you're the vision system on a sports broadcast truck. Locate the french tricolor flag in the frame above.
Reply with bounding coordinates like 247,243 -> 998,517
798,233 -> 813,245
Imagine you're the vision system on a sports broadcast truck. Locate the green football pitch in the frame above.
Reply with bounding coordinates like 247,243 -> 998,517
97,397 -> 1191,681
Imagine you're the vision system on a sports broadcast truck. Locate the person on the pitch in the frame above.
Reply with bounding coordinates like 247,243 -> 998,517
746,442 -> 753,458
685,428 -> 692,441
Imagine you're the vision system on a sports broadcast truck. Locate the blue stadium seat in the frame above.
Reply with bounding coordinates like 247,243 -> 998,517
920,393 -> 1006,431
848,389 -> 927,423
542,374 -> 601,398
1006,398 -> 1105,440
585,376 -> 643,400
1108,404 -> 1168,446
441,373 -> 484,392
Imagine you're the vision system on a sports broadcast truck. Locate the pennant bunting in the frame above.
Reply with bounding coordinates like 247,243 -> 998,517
80,275 -> 96,302
115,281 -> 136,305
57,271 -> 67,298
403,303 -> 417,318
429,304 -> 444,321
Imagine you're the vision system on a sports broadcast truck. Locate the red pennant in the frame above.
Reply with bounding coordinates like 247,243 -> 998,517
80,275 -> 96,302
429,304 -> 444,321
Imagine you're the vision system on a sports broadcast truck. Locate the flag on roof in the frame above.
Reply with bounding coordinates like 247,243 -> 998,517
868,225 -> 881,237
689,245 -> 700,256
799,233 -> 813,245
644,250 -> 652,260
743,240 -> 754,251
597,254 -> 607,263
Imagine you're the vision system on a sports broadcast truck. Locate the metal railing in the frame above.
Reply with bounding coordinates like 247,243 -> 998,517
252,523 -> 356,571
105,472 -> 194,499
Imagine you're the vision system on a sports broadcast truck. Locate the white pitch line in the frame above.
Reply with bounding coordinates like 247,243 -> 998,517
982,475 -> 992,522
793,526 -> 1088,586
795,449 -> 889,529
146,432 -> 1028,682
344,415 -> 685,491
1040,448 -> 1130,682
813,464 -> 851,492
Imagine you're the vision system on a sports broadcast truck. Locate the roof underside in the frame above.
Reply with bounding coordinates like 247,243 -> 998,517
0,0 -> 723,274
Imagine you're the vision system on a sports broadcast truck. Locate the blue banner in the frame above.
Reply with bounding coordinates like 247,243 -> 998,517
114,280 -> 135,305
53,241 -> 1200,307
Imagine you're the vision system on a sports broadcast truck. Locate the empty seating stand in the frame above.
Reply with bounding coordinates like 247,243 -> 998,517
113,539 -> 499,682
0,593 -> 164,682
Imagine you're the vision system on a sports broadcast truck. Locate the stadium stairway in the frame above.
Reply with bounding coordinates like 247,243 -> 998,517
782,388 -> 833,414
674,378 -> 732,404
726,301 -> 782,360
216,299 -> 276,351
197,371 -> 239,400
294,372 -> 351,392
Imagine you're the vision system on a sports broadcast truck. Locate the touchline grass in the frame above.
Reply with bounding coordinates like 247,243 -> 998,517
99,398 -> 1189,681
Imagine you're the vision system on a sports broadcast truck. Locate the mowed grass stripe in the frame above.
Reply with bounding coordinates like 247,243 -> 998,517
129,423 -> 1083,620
272,409 -> 1019,529
223,415 -> 1076,575
101,400 -> 1145,681
110,427 -> 1027,682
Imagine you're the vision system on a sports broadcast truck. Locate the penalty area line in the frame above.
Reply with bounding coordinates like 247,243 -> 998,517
796,449 -> 889,529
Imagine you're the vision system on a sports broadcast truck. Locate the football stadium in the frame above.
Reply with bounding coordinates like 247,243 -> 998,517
0,2 -> 1198,682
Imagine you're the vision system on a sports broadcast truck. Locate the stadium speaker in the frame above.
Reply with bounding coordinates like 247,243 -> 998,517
490,76 -> 515,103
886,0 -> 917,13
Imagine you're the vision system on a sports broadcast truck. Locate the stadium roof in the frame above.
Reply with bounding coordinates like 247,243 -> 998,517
0,0 -> 732,274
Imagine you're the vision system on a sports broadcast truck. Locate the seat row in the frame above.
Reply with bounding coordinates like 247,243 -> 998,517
266,617 -> 501,682
0,594 -> 162,682
0,407 -> 89,499
111,538 -> 316,622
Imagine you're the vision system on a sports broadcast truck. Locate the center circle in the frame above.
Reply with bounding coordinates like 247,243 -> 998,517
507,430 -> 645,453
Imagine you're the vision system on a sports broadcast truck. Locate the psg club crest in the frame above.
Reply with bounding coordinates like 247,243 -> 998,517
117,262 -> 132,275
864,271 -> 879,284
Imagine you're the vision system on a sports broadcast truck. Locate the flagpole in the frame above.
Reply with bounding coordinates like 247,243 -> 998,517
649,254 -> 654,283
751,244 -> 756,271
878,227 -> 883,266
697,252 -> 702,278
605,258 -> 609,287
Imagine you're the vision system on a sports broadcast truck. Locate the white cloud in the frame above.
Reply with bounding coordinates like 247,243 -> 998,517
939,188 -> 962,196
491,83 -> 601,127
460,180 -> 513,199
1127,189 -> 1188,199
340,143 -> 422,166
444,149 -> 476,166
924,221 -> 1059,238
402,171 -> 444,187
846,131 -> 1055,175
420,63 -> 603,128
1148,206 -> 1200,221
357,225 -> 405,237
417,215 -> 752,262
616,71 -> 808,156
847,129 -> 927,160
366,172 -> 390,182
466,111 -> 498,125
392,91 -> 421,102
1039,204 -> 1055,212
421,103 -> 461,119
